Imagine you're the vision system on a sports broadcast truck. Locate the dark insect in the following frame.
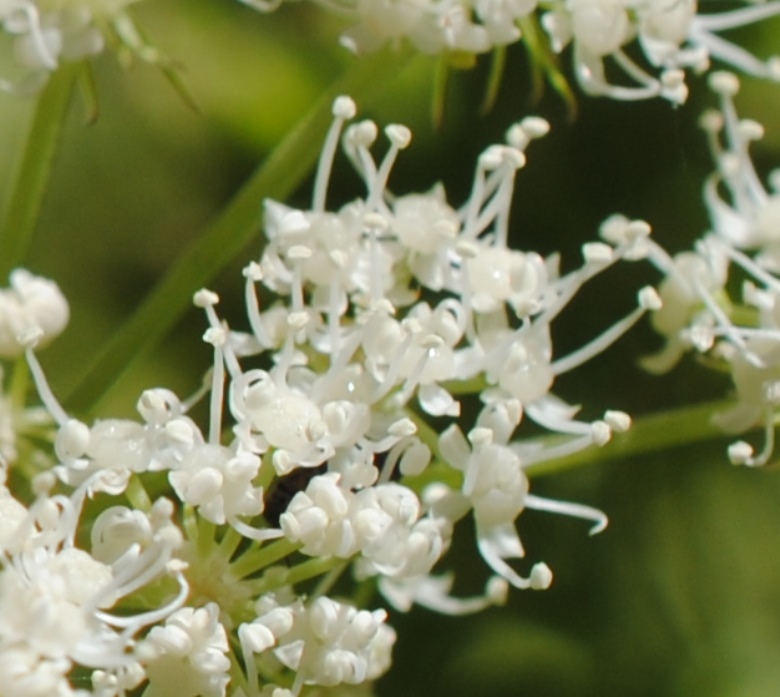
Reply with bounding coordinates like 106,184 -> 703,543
263,463 -> 327,527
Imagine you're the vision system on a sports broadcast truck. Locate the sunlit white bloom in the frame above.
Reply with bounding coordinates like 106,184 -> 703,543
141,603 -> 231,697
279,472 -> 443,576
1,93 -> 662,697
641,244 -> 728,373
272,597 -> 395,694
239,0 -> 780,102
0,477 -> 188,695
169,444 -> 265,526
435,404 -> 608,589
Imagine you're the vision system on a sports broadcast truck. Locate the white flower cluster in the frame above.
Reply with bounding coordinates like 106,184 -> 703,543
644,72 -> 780,467
0,96 -> 659,696
239,0 -> 780,104
0,471 -> 189,697
207,94 -> 658,601
542,0 -> 780,103
0,0 -> 141,92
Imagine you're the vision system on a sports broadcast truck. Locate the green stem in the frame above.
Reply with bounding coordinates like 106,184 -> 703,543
9,357 -> 30,407
517,15 -> 577,116
125,475 -> 152,512
351,577 -> 378,609
197,515 -> 216,558
213,526 -> 243,565
525,399 -> 734,477
404,407 -> 444,463
229,538 -> 298,580
480,46 -> 506,115
311,560 -> 349,598
0,64 -> 77,277
182,504 -> 199,544
247,556 -> 342,596
64,47 -> 413,414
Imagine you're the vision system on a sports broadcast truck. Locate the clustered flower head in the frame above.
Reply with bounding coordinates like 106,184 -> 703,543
0,97 -> 658,695
643,72 -> 780,467
239,0 -> 780,104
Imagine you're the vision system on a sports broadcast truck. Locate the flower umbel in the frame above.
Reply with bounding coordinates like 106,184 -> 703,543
1,96 -> 658,696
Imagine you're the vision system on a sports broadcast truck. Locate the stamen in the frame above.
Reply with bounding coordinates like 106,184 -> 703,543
313,96 -> 357,212
525,494 -> 608,535
552,287 -> 660,375
24,340 -> 68,427
203,328 -> 226,446
243,262 -> 274,347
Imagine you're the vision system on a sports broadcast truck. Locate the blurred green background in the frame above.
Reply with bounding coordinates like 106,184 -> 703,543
3,3 -> 780,695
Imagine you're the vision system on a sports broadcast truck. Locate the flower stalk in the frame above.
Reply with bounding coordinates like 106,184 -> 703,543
0,63 -> 77,277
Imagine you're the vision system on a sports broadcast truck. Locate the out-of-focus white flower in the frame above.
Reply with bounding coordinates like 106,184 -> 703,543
542,0 -> 780,103
642,73 -> 780,466
0,269 -> 68,359
379,571 -> 508,615
1,0 -> 144,92
238,0 -> 780,103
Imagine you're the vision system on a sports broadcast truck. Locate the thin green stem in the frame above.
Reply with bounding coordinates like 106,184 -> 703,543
213,526 -> 243,565
517,14 -> 577,116
182,504 -> 199,545
0,64 -> 77,277
125,475 -> 152,512
311,560 -> 349,599
64,47 -> 413,415
351,577 -> 378,609
197,515 -> 217,558
480,46 -> 507,115
404,407 -> 443,463
247,556 -> 342,596
8,357 -> 30,407
229,538 -> 298,580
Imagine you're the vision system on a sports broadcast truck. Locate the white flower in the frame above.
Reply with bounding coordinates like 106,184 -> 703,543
279,472 -> 360,558
0,491 -> 188,694
542,0 -> 780,103
352,483 -> 445,578
0,270 -> 68,359
169,444 -> 264,526
141,603 -> 231,697
1,0 -> 145,92
436,408 -> 607,590
641,74 -> 780,465
272,597 -> 394,692
0,644 -> 73,697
